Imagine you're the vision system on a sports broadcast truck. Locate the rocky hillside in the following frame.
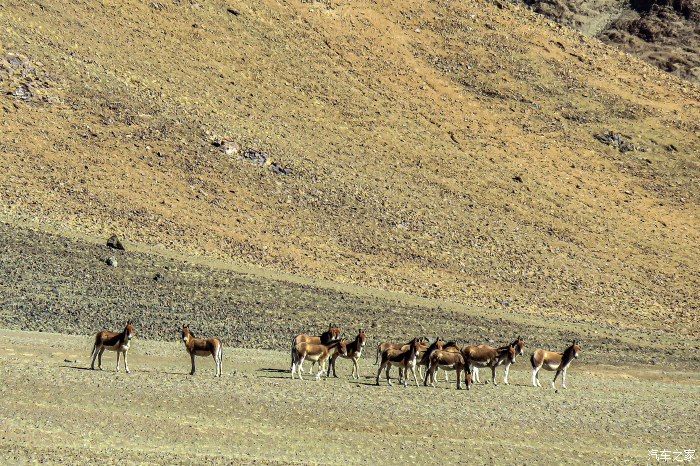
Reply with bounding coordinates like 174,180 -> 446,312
523,0 -> 700,83
0,0 -> 698,336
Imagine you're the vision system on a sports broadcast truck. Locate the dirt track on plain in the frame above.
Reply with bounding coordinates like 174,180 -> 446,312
1,330 -> 697,465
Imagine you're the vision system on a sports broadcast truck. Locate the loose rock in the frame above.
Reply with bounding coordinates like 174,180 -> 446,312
106,235 -> 125,251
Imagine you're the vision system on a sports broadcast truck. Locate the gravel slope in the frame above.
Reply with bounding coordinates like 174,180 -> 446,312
1,222 -> 697,369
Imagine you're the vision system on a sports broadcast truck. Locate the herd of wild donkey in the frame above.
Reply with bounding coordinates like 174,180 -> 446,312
89,322 -> 581,389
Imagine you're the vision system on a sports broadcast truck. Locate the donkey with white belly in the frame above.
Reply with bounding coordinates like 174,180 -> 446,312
90,322 -> 136,373
181,324 -> 223,377
463,343 -> 517,386
327,329 -> 366,379
531,341 -> 581,389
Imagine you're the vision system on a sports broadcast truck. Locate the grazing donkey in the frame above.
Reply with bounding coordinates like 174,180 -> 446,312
293,324 -> 341,374
531,341 -> 581,389
181,324 -> 223,377
376,337 -> 421,387
291,339 -> 348,380
463,344 -> 517,386
90,321 -> 136,373
327,329 -> 367,379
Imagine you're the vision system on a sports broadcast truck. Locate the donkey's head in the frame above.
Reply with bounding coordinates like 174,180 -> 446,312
507,344 -> 518,364
513,336 -> 525,356
181,324 -> 192,343
572,340 -> 581,359
125,321 -> 136,341
356,329 -> 367,348
321,324 -> 342,344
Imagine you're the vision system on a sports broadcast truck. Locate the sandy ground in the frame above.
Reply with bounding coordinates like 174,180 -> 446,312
1,329 -> 697,465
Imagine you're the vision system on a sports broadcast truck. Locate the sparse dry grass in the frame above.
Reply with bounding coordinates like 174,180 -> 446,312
0,0 -> 698,336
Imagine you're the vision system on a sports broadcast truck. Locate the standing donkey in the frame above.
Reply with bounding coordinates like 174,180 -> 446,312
90,321 -> 136,373
462,344 -> 518,386
470,337 -> 525,385
291,338 -> 348,380
181,324 -> 223,377
376,337 -> 421,387
531,341 -> 581,389
293,324 -> 341,374
327,329 -> 367,379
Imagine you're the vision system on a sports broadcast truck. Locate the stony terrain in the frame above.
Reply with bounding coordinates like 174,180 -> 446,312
1,222 -> 697,369
0,0 -> 698,463
521,0 -> 700,83
1,330 -> 698,465
1,0 -> 698,339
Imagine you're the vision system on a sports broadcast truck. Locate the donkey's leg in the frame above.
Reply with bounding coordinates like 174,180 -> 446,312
386,364 -> 393,386
376,362 -> 385,385
315,357 -> 326,380
411,365 -> 419,387
123,350 -> 130,374
90,345 -> 99,370
552,367 -> 562,389
423,364 -> 432,386
190,353 -> 196,375
211,352 -> 218,376
352,357 -> 359,380
531,366 -> 539,387
297,356 -> 306,380
214,347 -> 222,377
98,347 -> 105,370
503,363 -> 511,385
115,351 -> 121,372
562,366 -> 568,389
327,353 -> 338,378
473,367 -> 480,384
218,347 -> 223,377
491,366 -> 498,386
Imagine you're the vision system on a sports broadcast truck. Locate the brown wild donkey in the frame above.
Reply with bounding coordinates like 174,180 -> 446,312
90,322 -> 136,373
181,324 -> 223,377
531,340 -> 581,389
293,324 -> 341,374
472,337 -> 526,384
463,343 -> 518,386
375,336 -> 426,365
425,344 -> 472,390
291,339 -> 348,380
376,337 -> 421,387
327,329 -> 367,379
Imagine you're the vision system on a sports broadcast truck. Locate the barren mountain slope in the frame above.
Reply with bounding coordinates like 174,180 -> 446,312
1,0 -> 698,335
522,0 -> 700,83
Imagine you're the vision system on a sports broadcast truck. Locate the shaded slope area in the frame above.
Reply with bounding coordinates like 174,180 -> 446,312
522,0 -> 700,83
0,0 -> 698,335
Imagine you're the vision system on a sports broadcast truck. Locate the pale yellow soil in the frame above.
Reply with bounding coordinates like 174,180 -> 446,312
0,0 -> 698,337
0,330 -> 697,465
